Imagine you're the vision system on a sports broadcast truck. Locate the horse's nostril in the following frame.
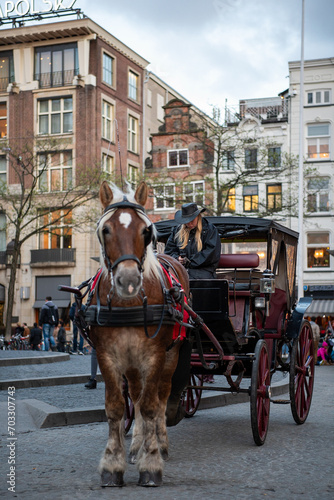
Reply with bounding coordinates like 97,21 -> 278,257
116,276 -> 123,287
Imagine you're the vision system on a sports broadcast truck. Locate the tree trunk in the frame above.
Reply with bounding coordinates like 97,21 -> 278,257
5,240 -> 20,340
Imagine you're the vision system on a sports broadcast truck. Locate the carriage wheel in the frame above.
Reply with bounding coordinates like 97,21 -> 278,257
122,382 -> 134,434
183,374 -> 203,418
289,320 -> 314,425
250,340 -> 271,446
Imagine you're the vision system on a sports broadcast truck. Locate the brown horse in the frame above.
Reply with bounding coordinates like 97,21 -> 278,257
90,180 -> 189,487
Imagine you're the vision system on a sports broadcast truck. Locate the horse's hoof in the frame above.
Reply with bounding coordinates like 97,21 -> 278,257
128,451 -> 137,464
138,470 -> 162,487
101,470 -> 124,487
160,448 -> 169,461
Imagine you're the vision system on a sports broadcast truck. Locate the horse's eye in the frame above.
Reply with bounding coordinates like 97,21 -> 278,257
102,226 -> 110,236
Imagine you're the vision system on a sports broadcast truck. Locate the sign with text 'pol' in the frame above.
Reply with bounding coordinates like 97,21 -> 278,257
0,0 -> 77,19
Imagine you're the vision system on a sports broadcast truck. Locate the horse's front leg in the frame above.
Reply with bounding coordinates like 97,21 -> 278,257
99,376 -> 126,487
137,378 -> 164,487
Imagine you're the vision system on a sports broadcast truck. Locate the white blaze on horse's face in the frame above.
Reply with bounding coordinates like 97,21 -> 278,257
119,212 -> 132,229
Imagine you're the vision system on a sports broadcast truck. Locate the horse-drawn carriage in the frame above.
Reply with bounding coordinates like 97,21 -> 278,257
155,215 -> 314,446
60,182 -> 314,487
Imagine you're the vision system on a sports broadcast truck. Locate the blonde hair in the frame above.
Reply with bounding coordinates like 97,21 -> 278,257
176,214 -> 203,252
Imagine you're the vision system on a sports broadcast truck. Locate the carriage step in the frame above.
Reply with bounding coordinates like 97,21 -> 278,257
270,399 -> 291,404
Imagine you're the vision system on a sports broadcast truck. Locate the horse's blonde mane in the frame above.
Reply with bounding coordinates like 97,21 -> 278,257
97,182 -> 162,283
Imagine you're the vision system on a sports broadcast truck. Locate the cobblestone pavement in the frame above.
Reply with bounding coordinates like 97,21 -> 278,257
0,364 -> 333,500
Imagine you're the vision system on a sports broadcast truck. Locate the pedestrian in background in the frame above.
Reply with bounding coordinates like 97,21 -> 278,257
57,320 -> 67,352
29,323 -> 42,351
69,302 -> 84,355
84,347 -> 98,389
22,322 -> 30,338
39,296 -> 59,351
310,316 -> 320,361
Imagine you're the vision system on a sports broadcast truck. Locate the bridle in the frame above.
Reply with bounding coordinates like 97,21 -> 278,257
96,195 -> 154,276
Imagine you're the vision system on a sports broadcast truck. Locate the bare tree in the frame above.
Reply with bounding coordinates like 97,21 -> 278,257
0,137 -> 105,339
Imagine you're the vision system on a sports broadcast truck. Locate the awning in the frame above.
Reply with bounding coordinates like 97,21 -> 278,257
305,299 -> 334,316
33,300 -> 70,309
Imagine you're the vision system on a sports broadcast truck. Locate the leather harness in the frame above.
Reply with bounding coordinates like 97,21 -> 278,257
62,196 -> 192,350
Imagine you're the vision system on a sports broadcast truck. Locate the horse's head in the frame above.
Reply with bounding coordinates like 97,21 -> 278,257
97,181 -> 156,299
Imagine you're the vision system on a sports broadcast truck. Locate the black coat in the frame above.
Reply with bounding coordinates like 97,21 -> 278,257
30,327 -> 42,346
164,218 -> 221,279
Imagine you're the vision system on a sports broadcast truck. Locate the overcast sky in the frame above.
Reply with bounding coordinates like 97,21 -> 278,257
27,0 -> 334,115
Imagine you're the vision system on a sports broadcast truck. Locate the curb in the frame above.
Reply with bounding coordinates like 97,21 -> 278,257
9,380 -> 289,431
0,353 -> 70,367
0,373 -> 104,390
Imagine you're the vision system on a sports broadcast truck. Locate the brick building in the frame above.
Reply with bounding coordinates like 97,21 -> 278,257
147,99 -> 214,222
0,16 -> 149,327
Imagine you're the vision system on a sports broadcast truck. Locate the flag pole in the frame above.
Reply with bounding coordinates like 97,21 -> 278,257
297,0 -> 305,299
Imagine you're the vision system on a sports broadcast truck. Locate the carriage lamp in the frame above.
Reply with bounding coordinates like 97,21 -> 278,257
260,270 -> 275,294
255,297 -> 266,309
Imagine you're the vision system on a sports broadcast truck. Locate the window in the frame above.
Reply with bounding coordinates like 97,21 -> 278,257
39,209 -> 72,250
267,184 -> 282,211
221,150 -> 235,170
102,53 -> 114,86
222,188 -> 235,213
102,100 -> 114,141
184,181 -> 204,205
307,123 -> 330,160
0,103 -> 7,138
307,177 -> 330,212
168,149 -> 189,167
0,51 -> 14,91
268,147 -> 281,169
38,97 -> 73,135
102,153 -> 114,176
307,232 -> 330,268
128,70 -> 138,101
128,115 -> 139,153
128,164 -> 138,190
147,89 -> 152,107
38,151 -> 73,192
0,213 -> 6,251
154,184 -> 175,210
35,44 -> 78,88
0,156 -> 6,184
157,94 -> 164,121
243,185 -> 258,212
307,90 -> 331,105
245,148 -> 257,169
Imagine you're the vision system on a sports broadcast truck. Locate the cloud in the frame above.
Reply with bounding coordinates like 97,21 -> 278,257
78,0 -> 334,114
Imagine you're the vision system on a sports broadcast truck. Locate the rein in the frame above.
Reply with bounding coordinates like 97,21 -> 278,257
60,262 -> 191,350
61,198 -> 191,348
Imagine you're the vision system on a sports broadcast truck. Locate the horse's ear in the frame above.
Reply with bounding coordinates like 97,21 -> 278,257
134,181 -> 148,207
99,181 -> 113,209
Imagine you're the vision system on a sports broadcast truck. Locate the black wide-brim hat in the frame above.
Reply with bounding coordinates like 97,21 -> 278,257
174,203 -> 206,224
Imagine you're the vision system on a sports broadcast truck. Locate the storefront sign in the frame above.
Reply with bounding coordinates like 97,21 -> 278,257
0,0 -> 77,19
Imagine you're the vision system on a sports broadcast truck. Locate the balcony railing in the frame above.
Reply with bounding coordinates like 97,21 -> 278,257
34,69 -> 79,88
239,98 -> 288,122
31,248 -> 76,264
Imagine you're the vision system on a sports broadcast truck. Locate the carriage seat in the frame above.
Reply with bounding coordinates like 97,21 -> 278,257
216,253 -> 261,292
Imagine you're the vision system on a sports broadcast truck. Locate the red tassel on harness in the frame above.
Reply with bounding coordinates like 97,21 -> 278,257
161,266 -> 189,340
